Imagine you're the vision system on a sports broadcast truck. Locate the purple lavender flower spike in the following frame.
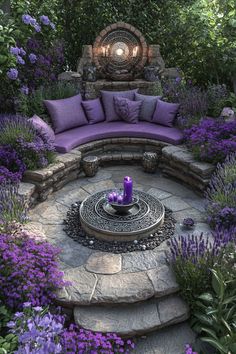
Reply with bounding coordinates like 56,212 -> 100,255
17,55 -> 25,65
34,24 -> 41,32
50,22 -> 56,30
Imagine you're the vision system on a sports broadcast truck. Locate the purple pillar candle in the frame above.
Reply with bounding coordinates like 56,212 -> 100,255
108,193 -> 114,203
123,176 -> 133,204
117,194 -> 123,204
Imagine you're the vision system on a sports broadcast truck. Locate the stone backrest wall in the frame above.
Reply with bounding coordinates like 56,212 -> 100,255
21,138 -> 215,205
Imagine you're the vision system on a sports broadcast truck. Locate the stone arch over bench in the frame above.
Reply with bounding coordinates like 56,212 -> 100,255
22,138 -> 215,204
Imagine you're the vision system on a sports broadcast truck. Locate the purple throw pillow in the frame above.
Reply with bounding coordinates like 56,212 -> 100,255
101,89 -> 138,122
113,96 -> 141,124
134,92 -> 161,122
152,99 -> 180,127
44,94 -> 88,133
82,98 -> 105,124
29,114 -> 55,143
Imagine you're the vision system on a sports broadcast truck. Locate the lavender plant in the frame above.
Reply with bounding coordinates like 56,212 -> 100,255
168,227 -> 236,310
0,114 -> 55,170
207,84 -> 229,117
0,182 -> 28,234
0,146 -> 26,184
206,154 -> 236,230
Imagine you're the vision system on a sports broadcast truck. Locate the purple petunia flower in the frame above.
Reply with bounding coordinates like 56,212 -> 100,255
10,46 -> 20,56
29,53 -> 37,64
7,68 -> 18,80
40,15 -> 50,25
22,14 -> 32,25
17,55 -> 25,65
20,85 -> 29,95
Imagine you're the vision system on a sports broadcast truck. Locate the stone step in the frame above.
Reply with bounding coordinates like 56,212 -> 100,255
135,321 -> 196,354
57,263 -> 179,306
74,295 -> 189,336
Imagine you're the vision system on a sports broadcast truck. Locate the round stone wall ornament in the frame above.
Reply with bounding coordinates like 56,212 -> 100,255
142,152 -> 159,173
82,155 -> 99,177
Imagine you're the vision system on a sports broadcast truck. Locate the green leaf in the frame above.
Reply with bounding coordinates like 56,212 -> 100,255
201,337 -> 228,353
201,327 -> 218,340
0,55 -> 8,64
198,293 -> 214,303
211,269 -> 225,300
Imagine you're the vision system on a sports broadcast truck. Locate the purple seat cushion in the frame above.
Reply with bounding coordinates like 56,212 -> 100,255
134,93 -> 161,122
44,94 -> 88,133
82,98 -> 105,124
113,96 -> 141,124
29,114 -> 55,142
152,99 -> 180,127
54,121 -> 183,153
101,89 -> 138,122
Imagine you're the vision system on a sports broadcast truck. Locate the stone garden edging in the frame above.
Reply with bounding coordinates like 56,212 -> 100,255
21,138 -> 215,205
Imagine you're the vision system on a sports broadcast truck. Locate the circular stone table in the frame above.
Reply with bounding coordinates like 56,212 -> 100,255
80,189 -> 165,241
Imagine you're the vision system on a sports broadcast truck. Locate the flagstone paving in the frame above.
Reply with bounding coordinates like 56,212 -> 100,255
27,165 -> 209,347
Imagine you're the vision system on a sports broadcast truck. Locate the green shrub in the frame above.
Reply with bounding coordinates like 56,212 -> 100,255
192,268 -> 236,354
18,81 -> 79,120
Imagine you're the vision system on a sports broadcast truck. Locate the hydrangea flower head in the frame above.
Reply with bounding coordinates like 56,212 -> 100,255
22,14 -> 32,24
40,15 -> 50,25
7,68 -> 18,80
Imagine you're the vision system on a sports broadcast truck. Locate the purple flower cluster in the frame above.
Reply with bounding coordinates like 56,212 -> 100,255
7,68 -> 18,80
0,232 -> 67,309
206,153 -> 236,230
184,118 -> 236,163
183,218 -> 195,228
0,146 -> 25,184
185,344 -> 198,354
9,305 -> 64,353
60,324 -> 135,353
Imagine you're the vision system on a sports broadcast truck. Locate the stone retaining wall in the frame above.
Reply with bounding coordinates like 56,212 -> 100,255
20,138 -> 215,205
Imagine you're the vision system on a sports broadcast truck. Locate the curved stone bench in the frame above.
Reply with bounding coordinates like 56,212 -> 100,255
22,137 -> 215,204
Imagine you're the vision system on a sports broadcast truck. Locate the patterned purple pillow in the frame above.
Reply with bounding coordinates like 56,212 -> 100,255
152,99 -> 180,127
101,89 -> 138,122
29,115 -> 55,143
113,96 -> 141,124
44,94 -> 88,133
82,98 -> 105,124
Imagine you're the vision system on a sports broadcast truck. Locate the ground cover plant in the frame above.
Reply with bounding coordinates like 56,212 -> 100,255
0,146 -> 26,185
0,114 -> 55,170
206,154 -> 236,230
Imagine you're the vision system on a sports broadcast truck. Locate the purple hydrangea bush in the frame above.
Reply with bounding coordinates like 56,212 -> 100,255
205,153 -> 236,230
184,118 -> 236,163
0,232 -> 67,310
0,114 -> 55,170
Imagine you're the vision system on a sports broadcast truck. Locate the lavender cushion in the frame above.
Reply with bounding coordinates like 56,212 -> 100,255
44,94 -> 88,133
54,121 -> 184,153
82,98 -> 105,124
101,89 -> 138,122
29,114 -> 55,142
113,96 -> 141,124
134,92 -> 161,122
152,100 -> 180,127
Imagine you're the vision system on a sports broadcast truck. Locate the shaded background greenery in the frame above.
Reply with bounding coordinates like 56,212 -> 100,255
1,0 -> 236,89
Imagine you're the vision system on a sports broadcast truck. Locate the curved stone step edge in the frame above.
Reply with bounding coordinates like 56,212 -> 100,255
56,265 -> 179,307
73,295 -> 189,337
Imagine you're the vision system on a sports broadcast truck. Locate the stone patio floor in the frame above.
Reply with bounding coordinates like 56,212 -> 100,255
28,165 -> 211,353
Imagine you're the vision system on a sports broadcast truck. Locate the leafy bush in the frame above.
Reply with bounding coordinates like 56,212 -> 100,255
207,84 -> 229,118
0,183 -> 28,234
18,81 -> 79,120
0,232 -> 67,310
192,269 -> 236,354
184,118 -> 236,163
168,228 -> 236,310
0,114 -> 55,170
0,302 -> 18,354
0,146 -> 26,184
206,154 -> 236,230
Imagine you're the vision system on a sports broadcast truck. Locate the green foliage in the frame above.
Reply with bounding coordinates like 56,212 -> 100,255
192,268 -> 236,354
0,303 -> 18,354
18,81 -> 79,119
